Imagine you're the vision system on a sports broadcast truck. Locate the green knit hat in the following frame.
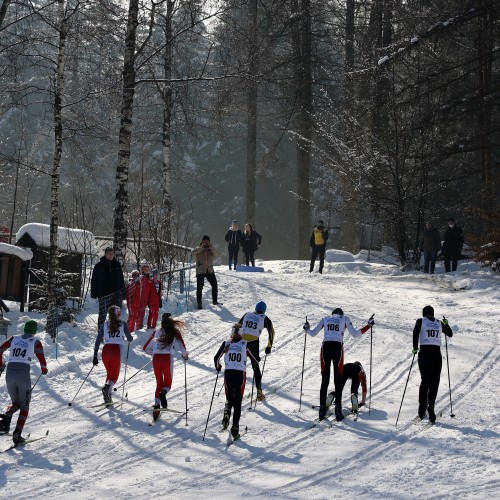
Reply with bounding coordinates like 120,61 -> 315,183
24,320 -> 38,334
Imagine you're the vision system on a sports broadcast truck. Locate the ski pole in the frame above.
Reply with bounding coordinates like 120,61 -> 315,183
299,316 -> 308,411
253,354 -> 268,410
395,353 -> 416,427
21,373 -> 43,408
368,313 -> 374,415
121,342 -> 131,404
202,371 -> 220,441
445,334 -> 455,418
184,360 -> 188,426
68,365 -> 95,406
113,359 -> 151,391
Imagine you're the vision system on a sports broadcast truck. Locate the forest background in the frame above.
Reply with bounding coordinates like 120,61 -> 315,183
0,0 -> 498,269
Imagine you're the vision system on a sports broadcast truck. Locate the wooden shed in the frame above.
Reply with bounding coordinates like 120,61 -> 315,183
0,242 -> 33,312
15,223 -> 94,312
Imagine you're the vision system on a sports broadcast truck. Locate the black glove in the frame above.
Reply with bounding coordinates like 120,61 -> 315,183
265,346 -> 271,355
367,317 -> 375,326
93,356 -> 99,366
216,364 -> 221,373
303,321 -> 310,331
42,367 -> 48,375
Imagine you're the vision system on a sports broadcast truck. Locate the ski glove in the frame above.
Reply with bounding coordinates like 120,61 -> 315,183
303,321 -> 310,331
41,367 -> 48,375
265,346 -> 271,355
442,317 -> 449,325
216,364 -> 221,373
412,348 -> 419,355
93,356 -> 99,366
367,317 -> 375,326
182,354 -> 189,361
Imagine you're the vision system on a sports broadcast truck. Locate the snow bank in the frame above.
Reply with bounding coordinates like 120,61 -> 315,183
16,223 -> 94,254
0,242 -> 33,261
325,249 -> 355,263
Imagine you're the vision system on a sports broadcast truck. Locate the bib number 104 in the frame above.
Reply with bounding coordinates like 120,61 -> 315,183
12,347 -> 27,357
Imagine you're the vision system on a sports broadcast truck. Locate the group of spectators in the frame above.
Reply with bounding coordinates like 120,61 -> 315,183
91,247 -> 162,330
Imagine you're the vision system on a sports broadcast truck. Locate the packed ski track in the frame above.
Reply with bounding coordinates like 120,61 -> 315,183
1,257 -> 499,498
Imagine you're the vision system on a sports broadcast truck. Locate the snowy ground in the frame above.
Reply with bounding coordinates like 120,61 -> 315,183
1,255 -> 499,499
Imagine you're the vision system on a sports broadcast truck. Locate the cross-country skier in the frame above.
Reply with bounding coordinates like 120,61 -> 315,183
341,361 -> 367,413
143,313 -> 188,421
304,308 -> 373,421
93,306 -> 133,405
238,301 -> 275,401
412,305 -> 453,422
214,323 -> 258,440
0,320 -> 48,445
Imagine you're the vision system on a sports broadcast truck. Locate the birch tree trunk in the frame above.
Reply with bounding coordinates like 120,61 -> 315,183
161,0 -> 174,243
47,0 -> 67,330
245,0 -> 258,226
113,0 -> 140,264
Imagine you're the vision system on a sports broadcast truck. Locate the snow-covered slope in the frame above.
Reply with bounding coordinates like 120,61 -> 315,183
1,258 -> 499,498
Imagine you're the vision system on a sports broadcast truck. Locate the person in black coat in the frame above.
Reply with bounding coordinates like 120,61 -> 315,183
442,217 -> 464,272
225,220 -> 242,271
420,222 -> 441,274
91,247 -> 125,328
241,224 -> 262,267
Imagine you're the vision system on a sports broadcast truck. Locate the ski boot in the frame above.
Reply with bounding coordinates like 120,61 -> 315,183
334,405 -> 344,422
427,405 -> 436,423
222,404 -> 231,430
12,431 -> 25,446
0,413 -> 12,434
318,405 -> 327,421
257,389 -> 266,402
153,404 -> 161,422
102,384 -> 112,405
160,389 -> 168,409
351,393 -> 359,414
230,425 -> 240,440
418,404 -> 426,420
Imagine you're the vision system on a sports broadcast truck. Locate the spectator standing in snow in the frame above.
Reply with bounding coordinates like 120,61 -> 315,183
420,222 -> 441,274
147,269 -> 162,329
143,313 -> 188,421
238,301 -> 275,401
138,262 -> 152,327
242,224 -> 262,267
309,220 -> 329,274
304,308 -> 373,421
93,306 -> 133,405
126,270 -> 149,332
214,323 -> 258,440
442,217 -> 464,272
192,235 -> 221,309
0,320 -> 48,445
225,220 -> 242,270
91,247 -> 125,328
412,305 -> 453,422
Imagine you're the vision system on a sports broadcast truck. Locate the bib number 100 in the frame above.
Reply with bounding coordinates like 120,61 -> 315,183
228,353 -> 242,362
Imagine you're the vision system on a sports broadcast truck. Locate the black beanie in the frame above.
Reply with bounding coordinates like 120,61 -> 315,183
422,305 -> 434,317
201,235 -> 210,242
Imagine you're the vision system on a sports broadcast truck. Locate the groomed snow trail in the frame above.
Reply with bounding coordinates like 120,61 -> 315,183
1,259 -> 499,499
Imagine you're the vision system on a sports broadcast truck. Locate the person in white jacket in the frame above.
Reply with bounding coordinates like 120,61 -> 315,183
143,313 -> 188,420
304,308 -> 373,421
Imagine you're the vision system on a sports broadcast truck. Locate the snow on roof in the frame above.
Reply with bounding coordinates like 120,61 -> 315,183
0,242 -> 33,261
16,223 -> 94,254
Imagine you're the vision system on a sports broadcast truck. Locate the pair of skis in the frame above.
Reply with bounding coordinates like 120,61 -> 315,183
146,407 -> 187,426
2,430 -> 49,452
